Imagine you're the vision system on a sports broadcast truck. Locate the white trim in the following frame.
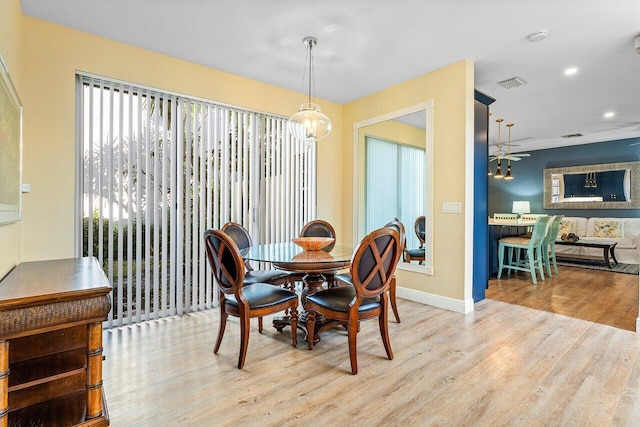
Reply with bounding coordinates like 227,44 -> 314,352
396,286 -> 474,314
352,101 -> 435,277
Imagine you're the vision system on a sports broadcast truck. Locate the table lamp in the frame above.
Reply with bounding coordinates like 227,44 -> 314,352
512,200 -> 530,219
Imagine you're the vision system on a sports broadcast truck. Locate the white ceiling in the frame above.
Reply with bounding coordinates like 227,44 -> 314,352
20,0 -> 640,155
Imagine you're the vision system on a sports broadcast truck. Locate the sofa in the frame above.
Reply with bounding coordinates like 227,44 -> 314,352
555,217 -> 640,265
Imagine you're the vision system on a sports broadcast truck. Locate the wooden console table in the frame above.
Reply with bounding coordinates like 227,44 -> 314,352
0,257 -> 112,426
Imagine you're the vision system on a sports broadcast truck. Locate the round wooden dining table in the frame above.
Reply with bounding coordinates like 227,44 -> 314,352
240,242 -> 353,343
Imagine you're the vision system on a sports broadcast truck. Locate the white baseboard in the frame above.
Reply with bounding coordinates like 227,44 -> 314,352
396,286 -> 474,314
636,317 -> 640,333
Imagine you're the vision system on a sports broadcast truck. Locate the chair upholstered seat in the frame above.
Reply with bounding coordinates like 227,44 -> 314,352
404,248 -> 425,257
224,283 -> 298,310
499,236 -> 533,245
306,286 -> 380,313
243,270 -> 291,285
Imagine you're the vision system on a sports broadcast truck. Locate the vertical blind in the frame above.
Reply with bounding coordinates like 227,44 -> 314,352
365,136 -> 425,249
77,74 -> 315,328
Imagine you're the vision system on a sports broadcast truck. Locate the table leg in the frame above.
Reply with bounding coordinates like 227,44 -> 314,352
610,245 -> 618,265
604,247 -> 613,269
273,272 -> 329,344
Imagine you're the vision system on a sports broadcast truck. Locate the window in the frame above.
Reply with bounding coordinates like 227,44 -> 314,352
77,74 -> 315,327
364,136 -> 425,250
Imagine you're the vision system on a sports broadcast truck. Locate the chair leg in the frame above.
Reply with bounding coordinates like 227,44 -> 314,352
527,249 -> 538,285
258,316 -> 263,333
379,305 -> 393,361
543,244 -> 552,277
214,308 -> 228,354
550,244 -> 559,275
507,247 -> 514,275
306,310 -> 316,350
537,247 -> 546,281
497,244 -> 505,279
290,306 -> 298,347
390,276 -> 400,323
237,311 -> 250,369
348,316 -> 359,375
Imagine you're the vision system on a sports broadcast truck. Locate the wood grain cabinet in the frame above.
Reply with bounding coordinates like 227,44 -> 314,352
0,258 -> 112,426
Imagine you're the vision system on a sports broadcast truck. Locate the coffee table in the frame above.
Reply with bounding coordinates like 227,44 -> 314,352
555,240 -> 618,269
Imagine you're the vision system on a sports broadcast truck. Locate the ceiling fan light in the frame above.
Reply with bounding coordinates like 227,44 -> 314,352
494,164 -> 503,178
287,103 -> 332,142
504,167 -> 513,180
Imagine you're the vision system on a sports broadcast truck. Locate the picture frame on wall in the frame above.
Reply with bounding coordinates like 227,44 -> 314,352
0,54 -> 22,225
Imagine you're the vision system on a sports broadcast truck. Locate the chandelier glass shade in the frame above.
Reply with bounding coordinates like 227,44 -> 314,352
287,36 -> 332,143
288,103 -> 332,142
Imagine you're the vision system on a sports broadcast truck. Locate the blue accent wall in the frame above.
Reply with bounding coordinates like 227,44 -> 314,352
489,137 -> 640,218
473,91 -> 495,302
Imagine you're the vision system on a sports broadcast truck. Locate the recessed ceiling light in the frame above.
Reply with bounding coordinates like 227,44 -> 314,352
604,112 -> 615,118
564,67 -> 578,76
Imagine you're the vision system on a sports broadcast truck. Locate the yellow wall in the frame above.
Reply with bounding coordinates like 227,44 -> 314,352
3,13 -> 473,307
343,60 -> 474,303
0,0 -> 23,278
20,17 -> 343,262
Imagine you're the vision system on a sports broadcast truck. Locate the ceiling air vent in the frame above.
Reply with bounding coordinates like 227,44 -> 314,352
497,76 -> 527,89
561,133 -> 583,138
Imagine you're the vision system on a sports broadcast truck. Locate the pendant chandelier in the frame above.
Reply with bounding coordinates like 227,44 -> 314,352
504,122 -> 514,180
287,36 -> 332,143
494,118 -> 504,179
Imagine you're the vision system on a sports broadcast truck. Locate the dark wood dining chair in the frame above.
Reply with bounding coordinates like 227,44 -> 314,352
299,219 -> 337,252
336,219 -> 405,323
292,219 -> 338,286
221,222 -> 291,287
204,229 -> 299,369
403,215 -> 425,264
305,226 -> 401,374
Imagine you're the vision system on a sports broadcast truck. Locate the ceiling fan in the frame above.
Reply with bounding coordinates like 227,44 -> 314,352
489,151 -> 531,162
488,135 -> 531,162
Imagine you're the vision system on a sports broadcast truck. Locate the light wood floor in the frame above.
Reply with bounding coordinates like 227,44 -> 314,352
487,265 -> 639,331
103,294 -> 640,426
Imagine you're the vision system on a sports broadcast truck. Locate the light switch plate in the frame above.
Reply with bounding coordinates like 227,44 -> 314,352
22,183 -> 30,193
442,202 -> 462,213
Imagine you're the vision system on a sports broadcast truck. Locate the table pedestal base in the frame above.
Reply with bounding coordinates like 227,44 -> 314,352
273,272 -> 334,344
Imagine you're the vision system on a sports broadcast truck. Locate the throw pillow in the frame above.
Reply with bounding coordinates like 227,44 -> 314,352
593,220 -> 623,238
557,220 -> 574,239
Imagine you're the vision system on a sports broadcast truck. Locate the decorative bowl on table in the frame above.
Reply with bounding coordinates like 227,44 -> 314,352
292,250 -> 334,262
291,237 -> 335,251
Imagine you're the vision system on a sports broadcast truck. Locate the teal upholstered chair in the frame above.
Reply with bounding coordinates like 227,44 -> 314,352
497,215 -> 551,285
542,215 -> 564,277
